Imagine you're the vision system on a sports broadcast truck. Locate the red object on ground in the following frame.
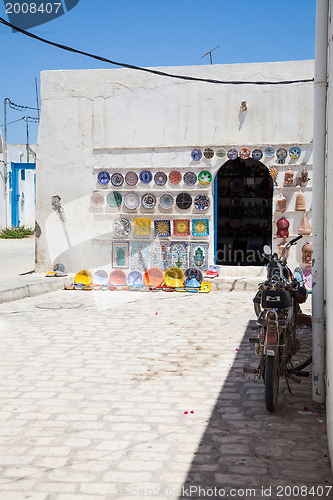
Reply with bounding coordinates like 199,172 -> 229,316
109,270 -> 127,285
144,268 -> 165,287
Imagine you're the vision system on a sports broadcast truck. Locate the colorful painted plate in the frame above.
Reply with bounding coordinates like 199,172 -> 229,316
293,266 -> 304,285
252,149 -> 263,161
154,172 -> 167,186
169,170 -> 182,185
276,148 -> 288,160
139,170 -> 153,184
159,193 -> 174,209
111,173 -> 124,187
198,171 -> 212,185
107,192 -> 122,207
109,270 -> 127,285
183,171 -> 197,186
264,146 -> 275,157
176,193 -> 192,210
164,267 -> 186,288
194,195 -> 210,211
124,192 -> 140,210
126,270 -> 144,286
54,263 -> 65,272
93,269 -> 109,285
185,267 -> 203,284
203,147 -> 214,159
199,281 -> 211,293
113,218 -> 131,237
303,266 -> 312,293
74,269 -> 93,285
125,171 -> 138,186
90,192 -> 104,208
141,193 -> 156,209
227,149 -> 238,160
216,147 -> 226,158
239,147 -> 251,159
97,171 -> 110,185
143,268 -> 165,287
191,149 -> 202,161
289,147 -> 301,159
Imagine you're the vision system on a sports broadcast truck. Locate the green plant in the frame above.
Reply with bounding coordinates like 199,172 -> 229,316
0,226 -> 35,239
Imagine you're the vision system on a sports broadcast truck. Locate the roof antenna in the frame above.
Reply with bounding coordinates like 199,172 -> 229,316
201,45 -> 220,65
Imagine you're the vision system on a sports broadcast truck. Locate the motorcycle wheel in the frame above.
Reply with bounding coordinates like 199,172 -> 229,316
253,291 -> 262,317
287,322 -> 312,373
265,353 -> 280,412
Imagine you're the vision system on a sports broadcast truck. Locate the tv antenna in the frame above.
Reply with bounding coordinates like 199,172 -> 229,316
201,45 -> 220,65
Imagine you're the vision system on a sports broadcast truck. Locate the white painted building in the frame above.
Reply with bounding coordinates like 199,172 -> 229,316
36,60 -> 314,277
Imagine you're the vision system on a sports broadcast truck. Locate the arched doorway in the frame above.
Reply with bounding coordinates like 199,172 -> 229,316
215,157 -> 273,266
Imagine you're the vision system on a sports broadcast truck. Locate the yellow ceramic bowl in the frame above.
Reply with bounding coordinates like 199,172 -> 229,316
74,269 -> 93,285
164,267 -> 185,288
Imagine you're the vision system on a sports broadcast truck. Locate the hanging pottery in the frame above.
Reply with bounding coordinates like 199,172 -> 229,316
277,193 -> 287,213
284,167 -> 294,185
277,217 -> 289,238
295,189 -> 306,211
302,242 -> 312,265
298,213 -> 312,235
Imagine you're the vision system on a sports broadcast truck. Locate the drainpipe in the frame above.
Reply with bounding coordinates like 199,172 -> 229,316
312,0 -> 328,403
3,98 -> 9,227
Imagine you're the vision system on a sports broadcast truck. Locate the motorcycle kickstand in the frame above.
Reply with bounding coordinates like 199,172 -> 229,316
285,375 -> 292,395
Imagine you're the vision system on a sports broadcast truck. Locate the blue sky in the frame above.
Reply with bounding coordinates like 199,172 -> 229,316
0,0 -> 316,144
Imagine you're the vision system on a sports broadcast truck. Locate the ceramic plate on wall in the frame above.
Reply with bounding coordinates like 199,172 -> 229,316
216,147 -> 226,158
139,170 -> 153,184
276,148 -> 287,160
169,170 -> 182,185
107,192 -> 122,207
198,171 -> 212,185
252,149 -> 263,161
176,193 -> 192,210
159,193 -> 174,209
113,218 -> 131,237
264,146 -> 275,157
111,173 -> 124,187
173,219 -> 190,236
125,171 -> 138,186
97,171 -> 110,185
154,172 -> 167,186
191,149 -> 202,161
227,149 -> 238,160
126,270 -> 143,286
194,195 -> 210,211
203,147 -> 214,159
93,269 -> 108,285
141,193 -> 156,209
183,172 -> 197,186
289,147 -> 301,159
124,192 -> 140,210
109,270 -> 127,285
239,147 -> 251,159
90,192 -> 104,208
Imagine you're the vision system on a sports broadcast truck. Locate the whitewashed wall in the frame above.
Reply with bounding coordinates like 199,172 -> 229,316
36,60 -> 314,272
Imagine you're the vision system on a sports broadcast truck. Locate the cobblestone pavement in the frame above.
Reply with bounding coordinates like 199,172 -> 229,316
0,289 -> 331,500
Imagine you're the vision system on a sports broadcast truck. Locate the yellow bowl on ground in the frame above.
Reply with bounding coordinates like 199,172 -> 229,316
164,267 -> 185,288
74,269 -> 93,285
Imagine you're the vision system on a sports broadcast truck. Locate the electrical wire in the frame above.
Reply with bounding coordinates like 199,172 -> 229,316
0,116 -> 25,127
0,16 -> 314,86
5,97 -> 40,111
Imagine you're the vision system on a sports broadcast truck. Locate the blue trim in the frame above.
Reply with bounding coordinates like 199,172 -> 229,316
214,173 -> 218,264
11,162 -> 36,227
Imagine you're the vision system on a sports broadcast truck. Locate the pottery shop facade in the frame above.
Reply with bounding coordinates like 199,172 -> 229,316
36,60 -> 314,275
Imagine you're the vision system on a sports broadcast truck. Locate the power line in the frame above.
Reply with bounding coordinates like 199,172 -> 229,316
5,97 -> 40,111
0,16 -> 314,86
0,116 -> 25,127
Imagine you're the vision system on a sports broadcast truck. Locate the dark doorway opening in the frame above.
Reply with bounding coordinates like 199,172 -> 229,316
216,157 -> 273,266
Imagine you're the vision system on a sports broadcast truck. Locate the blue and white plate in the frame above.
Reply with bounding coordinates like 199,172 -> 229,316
191,149 -> 202,161
293,266 -> 304,285
252,149 -> 263,161
93,270 -> 109,285
154,172 -> 167,186
227,149 -> 238,160
289,147 -> 301,159
264,146 -> 275,157
126,270 -> 144,286
141,193 -> 156,209
97,171 -> 110,185
184,172 -> 197,186
139,170 -> 153,184
111,173 -> 124,187
276,148 -> 287,160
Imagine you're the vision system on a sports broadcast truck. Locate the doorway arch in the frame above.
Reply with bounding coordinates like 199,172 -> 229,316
215,157 -> 273,266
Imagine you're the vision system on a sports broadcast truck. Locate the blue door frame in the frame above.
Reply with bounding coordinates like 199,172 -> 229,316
11,162 -> 36,228
214,173 -> 218,263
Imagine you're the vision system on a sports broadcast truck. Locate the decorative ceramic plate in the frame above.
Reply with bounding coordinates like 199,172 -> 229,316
198,171 -> 212,185
169,170 -> 182,184
107,191 -> 122,207
192,219 -> 209,236
164,267 -> 185,288
303,266 -> 312,292
154,172 -> 167,186
126,270 -> 144,286
97,170 -> 110,185
289,147 -> 301,159
144,268 -> 165,287
124,192 -> 140,210
109,270 -> 127,285
216,147 -> 226,158
154,220 -> 171,237
139,170 -> 153,184
54,263 -> 65,272
93,269 -> 109,285
90,192 -> 104,208
74,269 -> 93,285
276,148 -> 288,159
293,266 -> 304,285
183,172 -> 197,186
125,171 -> 138,186
185,267 -> 203,284
159,193 -> 174,209
176,193 -> 192,210
239,147 -> 251,159
173,219 -> 190,236
203,147 -> 214,159
191,149 -> 202,161
194,195 -> 210,211
227,149 -> 238,160
113,218 -> 131,237
264,145 -> 275,157
141,193 -> 156,209
111,173 -> 124,187
252,149 -> 263,161
135,218 -> 151,235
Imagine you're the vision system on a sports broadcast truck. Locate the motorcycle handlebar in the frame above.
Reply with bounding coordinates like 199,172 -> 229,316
288,235 -> 303,246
